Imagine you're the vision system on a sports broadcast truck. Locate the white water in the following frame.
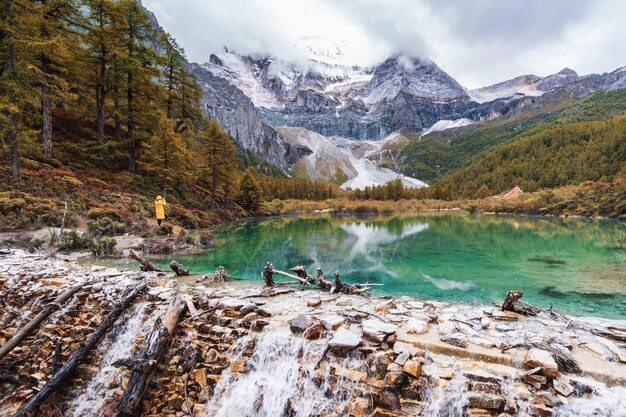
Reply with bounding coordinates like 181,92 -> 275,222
421,365 -> 469,417
69,304 -> 158,417
554,384 -> 626,417
205,331 -> 368,417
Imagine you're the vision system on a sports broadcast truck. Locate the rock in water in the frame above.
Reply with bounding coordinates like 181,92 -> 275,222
289,314 -> 309,334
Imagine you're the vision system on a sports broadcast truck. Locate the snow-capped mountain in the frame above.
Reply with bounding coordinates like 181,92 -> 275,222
199,38 -> 625,187
204,43 -> 474,140
468,68 -> 580,103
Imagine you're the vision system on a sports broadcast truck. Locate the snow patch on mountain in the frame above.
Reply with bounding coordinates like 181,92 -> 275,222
341,158 -> 427,190
275,127 -> 427,190
421,118 -> 474,137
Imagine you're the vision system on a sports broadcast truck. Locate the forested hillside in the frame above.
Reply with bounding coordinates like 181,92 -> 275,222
432,114 -> 626,197
399,89 -> 626,182
0,0 -> 339,231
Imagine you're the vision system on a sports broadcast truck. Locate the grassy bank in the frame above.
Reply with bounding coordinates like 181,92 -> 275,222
262,180 -> 626,219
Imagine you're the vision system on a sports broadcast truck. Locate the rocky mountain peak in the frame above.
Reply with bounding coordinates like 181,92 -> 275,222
558,67 -> 578,76
364,54 -> 469,103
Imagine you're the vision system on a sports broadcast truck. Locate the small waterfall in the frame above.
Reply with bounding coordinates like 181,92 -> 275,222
421,365 -> 468,417
554,384 -> 626,417
205,331 -> 367,417
69,303 -> 157,417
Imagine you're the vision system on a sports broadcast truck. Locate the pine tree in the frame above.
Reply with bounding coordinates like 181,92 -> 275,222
141,112 -> 190,195
81,0 -> 123,145
197,120 -> 237,204
119,0 -> 160,172
0,0 -> 38,178
29,0 -> 80,157
237,168 -> 262,213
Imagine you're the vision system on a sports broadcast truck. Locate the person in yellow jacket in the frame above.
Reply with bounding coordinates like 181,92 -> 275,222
155,195 -> 166,227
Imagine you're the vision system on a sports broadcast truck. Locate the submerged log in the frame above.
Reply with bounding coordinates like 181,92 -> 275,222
169,260 -> 189,276
12,283 -> 146,417
117,297 -> 186,416
129,250 -> 165,272
0,280 -> 88,362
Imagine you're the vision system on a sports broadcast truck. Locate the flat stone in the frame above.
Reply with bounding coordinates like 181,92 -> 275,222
393,341 -> 421,356
374,300 -> 396,313
387,363 -> 403,372
320,314 -> 345,331
469,337 -> 495,349
217,298 -> 247,310
328,330 -> 362,352
362,319 -> 398,343
553,374 -> 573,397
441,332 -> 468,348
336,298 -> 352,306
344,397 -> 371,417
402,360 -> 422,378
330,363 -> 367,383
495,323 -> 515,332
524,349 -> 559,378
438,321 -> 456,335
395,351 -> 410,365
307,298 -> 321,308
467,392 -> 505,411
406,319 -> 428,335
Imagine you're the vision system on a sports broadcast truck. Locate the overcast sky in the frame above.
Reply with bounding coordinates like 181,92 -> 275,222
144,0 -> 626,89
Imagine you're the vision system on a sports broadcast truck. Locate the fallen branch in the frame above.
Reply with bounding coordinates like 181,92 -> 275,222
117,297 -> 186,416
129,250 -> 165,272
0,280 -> 89,362
262,263 -> 379,295
245,288 -> 297,298
12,283 -> 146,417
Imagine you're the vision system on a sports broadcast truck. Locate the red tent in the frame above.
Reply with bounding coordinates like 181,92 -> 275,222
497,185 -> 523,199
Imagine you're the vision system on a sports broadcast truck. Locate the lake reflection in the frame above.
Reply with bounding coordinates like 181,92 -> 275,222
164,213 -> 626,318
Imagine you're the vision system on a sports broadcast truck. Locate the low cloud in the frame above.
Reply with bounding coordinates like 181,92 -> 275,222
144,0 -> 626,89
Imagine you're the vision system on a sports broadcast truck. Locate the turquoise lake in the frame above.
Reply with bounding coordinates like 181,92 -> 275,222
160,213 -> 626,318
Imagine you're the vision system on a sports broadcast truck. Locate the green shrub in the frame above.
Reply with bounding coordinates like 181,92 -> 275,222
91,237 -> 117,257
87,217 -> 126,236
54,230 -> 90,252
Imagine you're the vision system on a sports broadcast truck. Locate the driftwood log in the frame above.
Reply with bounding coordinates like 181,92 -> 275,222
169,260 -> 189,276
262,263 -> 379,295
12,283 -> 146,417
0,280 -> 89,362
117,297 -> 186,416
502,290 -> 524,312
129,250 -> 165,272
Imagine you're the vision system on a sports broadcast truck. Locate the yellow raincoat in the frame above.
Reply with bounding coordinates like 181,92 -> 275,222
155,196 -> 166,220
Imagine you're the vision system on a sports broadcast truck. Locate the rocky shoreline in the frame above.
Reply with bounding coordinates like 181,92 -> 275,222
1,249 -> 625,416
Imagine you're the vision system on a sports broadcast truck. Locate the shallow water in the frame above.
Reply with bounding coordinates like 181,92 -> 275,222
162,213 -> 626,318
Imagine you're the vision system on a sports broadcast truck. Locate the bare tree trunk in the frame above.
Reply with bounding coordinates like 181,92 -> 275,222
170,260 -> 189,276
12,284 -> 145,417
5,0 -> 19,179
117,298 -> 186,416
129,250 -> 165,272
41,84 -> 52,157
502,290 -> 524,312
0,281 -> 88,361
